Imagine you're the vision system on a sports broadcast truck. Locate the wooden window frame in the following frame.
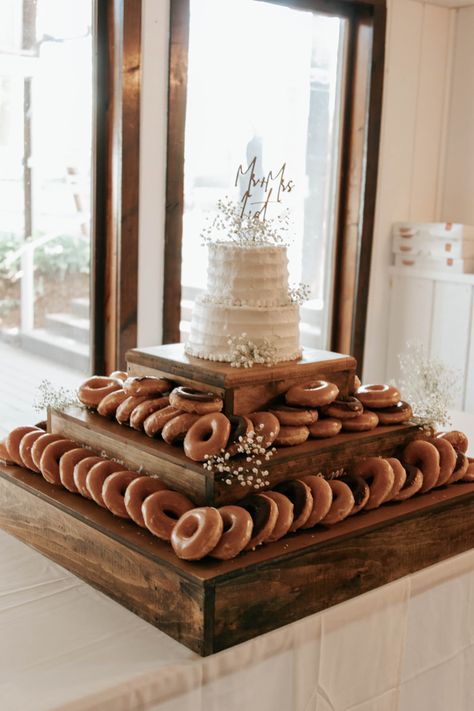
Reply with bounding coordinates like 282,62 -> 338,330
92,0 -> 142,374
163,0 -> 386,370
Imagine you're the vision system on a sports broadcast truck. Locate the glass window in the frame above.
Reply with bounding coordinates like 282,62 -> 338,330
0,0 -> 93,433
180,0 -> 347,350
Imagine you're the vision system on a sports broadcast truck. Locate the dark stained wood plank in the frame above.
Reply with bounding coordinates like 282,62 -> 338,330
162,0 -> 189,344
213,483 -> 474,651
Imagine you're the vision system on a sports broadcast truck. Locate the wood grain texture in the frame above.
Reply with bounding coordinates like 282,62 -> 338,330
2,463 -> 474,655
162,0 -> 189,344
48,406 -> 419,506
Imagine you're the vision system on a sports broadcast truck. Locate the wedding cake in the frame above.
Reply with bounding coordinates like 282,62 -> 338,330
185,241 -> 302,364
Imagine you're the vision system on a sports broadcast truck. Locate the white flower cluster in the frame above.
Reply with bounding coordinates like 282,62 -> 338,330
398,341 -> 461,429
324,468 -> 345,480
200,197 -> 291,247
33,379 -> 82,414
288,282 -> 311,305
203,427 -> 276,489
227,333 -> 278,368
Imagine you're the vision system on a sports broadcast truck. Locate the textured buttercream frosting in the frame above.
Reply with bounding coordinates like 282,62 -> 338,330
185,242 -> 301,363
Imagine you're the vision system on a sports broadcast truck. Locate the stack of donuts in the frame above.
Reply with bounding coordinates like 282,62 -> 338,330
77,373 -> 414,459
2,424 -> 473,563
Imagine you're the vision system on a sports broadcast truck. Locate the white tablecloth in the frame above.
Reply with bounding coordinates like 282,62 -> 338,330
2,412 -> 474,711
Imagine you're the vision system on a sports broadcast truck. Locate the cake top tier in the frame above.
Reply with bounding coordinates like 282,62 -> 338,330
205,241 -> 290,307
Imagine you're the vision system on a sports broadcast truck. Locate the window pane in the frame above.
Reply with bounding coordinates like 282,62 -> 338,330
181,0 -> 346,350
0,0 -> 93,433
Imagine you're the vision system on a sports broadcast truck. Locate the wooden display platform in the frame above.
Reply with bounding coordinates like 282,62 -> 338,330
49,406 -> 420,505
126,343 -> 357,415
2,463 -> 474,656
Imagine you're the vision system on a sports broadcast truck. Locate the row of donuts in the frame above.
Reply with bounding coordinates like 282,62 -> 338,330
2,425 -> 473,562
77,373 -> 414,459
170,430 -> 474,560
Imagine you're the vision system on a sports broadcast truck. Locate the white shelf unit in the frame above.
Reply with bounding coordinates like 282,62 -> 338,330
386,267 -> 474,412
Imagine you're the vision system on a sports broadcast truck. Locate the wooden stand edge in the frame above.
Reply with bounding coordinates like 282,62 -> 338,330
2,464 -> 474,655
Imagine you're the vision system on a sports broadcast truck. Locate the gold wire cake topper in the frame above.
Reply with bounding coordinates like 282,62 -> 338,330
235,155 -> 295,221
200,156 -> 295,246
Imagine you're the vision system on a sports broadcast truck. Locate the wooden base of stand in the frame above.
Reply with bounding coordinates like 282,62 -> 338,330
49,406 -> 420,505
2,463 -> 474,655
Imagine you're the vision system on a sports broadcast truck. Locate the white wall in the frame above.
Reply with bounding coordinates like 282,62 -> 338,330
363,0 -> 455,382
442,5 -> 474,225
137,0 -> 169,348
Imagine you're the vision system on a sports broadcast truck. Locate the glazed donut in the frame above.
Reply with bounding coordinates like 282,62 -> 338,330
356,384 -> 401,409
124,376 -> 171,398
116,395 -> 148,425
285,380 -> 339,408
241,494 -> 278,550
143,406 -> 182,437
384,458 -> 407,501
376,401 -> 413,425
322,397 -> 363,420
40,439 -> 77,485
320,480 -> 355,525
337,475 -> 369,515
97,389 -> 128,417
129,397 -> 170,430
274,479 -> 313,531
5,426 -> 41,466
425,437 -> 457,487
102,471 -> 141,518
0,439 -> 16,465
169,386 -> 223,415
18,429 -> 45,471
73,456 -> 105,498
268,405 -> 318,427
274,425 -> 309,447
342,411 -> 379,432
183,413 -> 231,461
162,413 -> 201,445
349,374 -> 362,395
171,507 -> 223,560
299,475 -> 333,527
142,489 -> 194,540
78,376 -> 122,408
124,475 -> 167,526
59,448 -> 92,492
308,418 -> 342,439
462,458 -> 474,482
446,451 -> 469,484
109,370 -> 128,381
225,415 -> 255,457
247,412 -> 280,448
262,491 -> 294,542
31,433 -> 64,471
403,440 -> 440,493
439,431 -> 468,454
351,457 -> 395,509
209,506 -> 253,559
392,464 -> 423,501
86,460 -> 125,506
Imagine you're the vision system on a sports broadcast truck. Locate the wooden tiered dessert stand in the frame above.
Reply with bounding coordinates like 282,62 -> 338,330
1,344 -> 474,656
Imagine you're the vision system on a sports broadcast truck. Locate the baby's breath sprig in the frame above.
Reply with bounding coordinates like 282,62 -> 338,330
288,282 -> 311,305
200,197 -> 291,247
33,379 -> 82,415
323,467 -> 346,480
398,341 -> 461,429
203,427 -> 276,489
228,333 -> 278,368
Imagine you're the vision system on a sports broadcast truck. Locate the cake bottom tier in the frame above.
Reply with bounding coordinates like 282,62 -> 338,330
185,299 -> 301,363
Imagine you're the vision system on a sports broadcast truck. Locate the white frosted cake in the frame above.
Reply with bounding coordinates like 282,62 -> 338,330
185,242 -> 301,363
